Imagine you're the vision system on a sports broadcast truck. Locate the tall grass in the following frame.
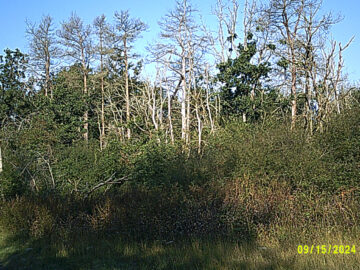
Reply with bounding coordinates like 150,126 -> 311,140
1,229 -> 359,269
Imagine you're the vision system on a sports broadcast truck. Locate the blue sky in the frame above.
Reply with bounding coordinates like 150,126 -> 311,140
0,0 -> 358,82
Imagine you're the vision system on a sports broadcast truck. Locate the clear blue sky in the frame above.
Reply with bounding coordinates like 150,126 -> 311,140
0,0 -> 358,82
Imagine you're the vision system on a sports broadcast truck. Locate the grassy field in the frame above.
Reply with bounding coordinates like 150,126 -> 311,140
1,229 -> 359,270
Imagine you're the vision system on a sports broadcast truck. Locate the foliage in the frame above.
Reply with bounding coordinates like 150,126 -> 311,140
0,164 -> 25,200
316,106 -> 360,189
46,65 -> 88,144
1,103 -> 359,239
0,5 -> 359,269
0,49 -> 32,127
216,35 -> 272,121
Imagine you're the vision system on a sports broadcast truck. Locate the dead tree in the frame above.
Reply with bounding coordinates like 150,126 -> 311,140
112,10 -> 148,140
150,0 -> 208,146
58,13 -> 93,142
94,14 -> 111,149
26,15 -> 59,98
268,0 -> 306,129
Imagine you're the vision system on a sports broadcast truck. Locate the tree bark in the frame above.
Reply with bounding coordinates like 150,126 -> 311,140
45,55 -> 50,98
81,46 -> 89,142
100,33 -> 105,149
290,61 -> 297,130
0,143 -> 3,174
205,66 -> 214,133
124,39 -> 131,140
100,58 -> 105,149
181,52 -> 187,141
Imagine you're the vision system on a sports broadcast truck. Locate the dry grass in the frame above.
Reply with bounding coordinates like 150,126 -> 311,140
1,228 -> 359,270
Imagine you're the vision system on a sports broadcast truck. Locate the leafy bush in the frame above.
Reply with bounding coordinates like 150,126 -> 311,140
1,104 -> 359,243
0,164 -> 26,200
316,106 -> 360,190
131,140 -> 186,186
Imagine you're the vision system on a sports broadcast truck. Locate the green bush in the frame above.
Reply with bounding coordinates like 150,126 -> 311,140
1,104 -> 359,243
0,164 -> 26,200
131,140 -> 186,186
316,106 -> 360,190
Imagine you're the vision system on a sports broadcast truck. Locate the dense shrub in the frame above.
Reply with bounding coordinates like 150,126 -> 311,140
0,197 -> 55,238
316,106 -> 360,190
1,105 -> 359,242
199,108 -> 359,193
1,178 -> 359,242
130,140 -> 186,186
0,185 -> 252,240
0,165 -> 26,200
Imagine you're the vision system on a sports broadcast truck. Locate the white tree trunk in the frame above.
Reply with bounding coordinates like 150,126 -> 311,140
205,67 -> 214,133
167,82 -> 174,144
181,53 -> 187,141
0,144 -> 3,173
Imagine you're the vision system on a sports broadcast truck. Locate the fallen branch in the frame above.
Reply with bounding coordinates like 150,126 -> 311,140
85,173 -> 131,198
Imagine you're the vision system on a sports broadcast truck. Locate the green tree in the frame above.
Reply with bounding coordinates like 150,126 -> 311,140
0,49 -> 32,197
216,35 -> 270,122
0,49 -> 31,127
50,65 -> 87,144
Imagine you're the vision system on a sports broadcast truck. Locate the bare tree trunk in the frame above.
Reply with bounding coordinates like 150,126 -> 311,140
124,39 -> 131,140
167,81 -> 174,144
195,101 -> 202,154
26,15 -> 57,99
44,44 -> 52,99
82,46 -> 89,142
287,26 -> 298,130
112,11 -> 147,140
158,77 -> 164,132
100,39 -> 106,149
181,52 -> 187,141
333,38 -> 354,114
186,80 -> 191,145
290,62 -> 297,130
243,0 -> 249,51
205,66 -> 214,133
243,0 -> 256,52
271,0 -> 305,130
214,0 -> 227,62
100,67 -> 105,149
151,83 -> 158,131
79,37 -> 89,143
304,70 -> 313,134
145,81 -> 158,132
83,74 -> 89,142
215,94 -> 221,123
242,112 -> 247,123
45,56 -> 50,98
227,0 -> 239,58
42,155 -> 55,189
0,143 -> 3,173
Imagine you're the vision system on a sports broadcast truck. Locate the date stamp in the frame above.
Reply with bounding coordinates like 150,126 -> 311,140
297,245 -> 356,254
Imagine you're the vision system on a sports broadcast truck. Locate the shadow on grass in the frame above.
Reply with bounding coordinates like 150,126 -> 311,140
0,232 -> 298,270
